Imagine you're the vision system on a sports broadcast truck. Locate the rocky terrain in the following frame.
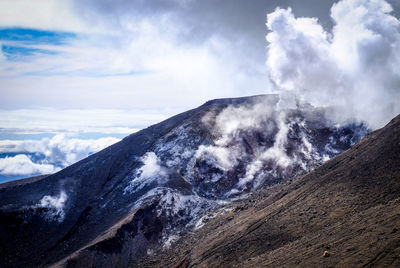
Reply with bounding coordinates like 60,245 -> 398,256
138,114 -> 400,267
0,95 -> 371,267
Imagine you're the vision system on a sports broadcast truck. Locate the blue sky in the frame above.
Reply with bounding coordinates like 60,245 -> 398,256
0,0 -> 399,182
0,27 -> 74,63
0,27 -> 76,45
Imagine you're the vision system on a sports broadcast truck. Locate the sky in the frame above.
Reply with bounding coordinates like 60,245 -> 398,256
0,0 -> 399,182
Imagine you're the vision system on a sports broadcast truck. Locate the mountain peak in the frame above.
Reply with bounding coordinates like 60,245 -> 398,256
202,94 -> 279,107
0,96 -> 376,267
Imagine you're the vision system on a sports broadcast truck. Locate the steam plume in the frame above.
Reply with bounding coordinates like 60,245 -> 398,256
266,0 -> 400,128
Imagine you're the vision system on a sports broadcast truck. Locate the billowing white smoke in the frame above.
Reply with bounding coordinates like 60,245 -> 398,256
266,0 -> 400,129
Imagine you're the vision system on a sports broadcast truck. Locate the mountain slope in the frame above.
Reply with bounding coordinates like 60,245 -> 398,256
0,95 -> 368,267
140,114 -> 400,267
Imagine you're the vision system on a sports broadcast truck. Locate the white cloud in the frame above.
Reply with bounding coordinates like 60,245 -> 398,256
0,29 -> 268,109
266,0 -> 400,128
0,108 -> 161,135
44,135 -> 120,166
0,134 -> 120,166
0,1 -> 270,114
0,154 -> 59,175
0,135 -> 120,176
0,0 -> 91,32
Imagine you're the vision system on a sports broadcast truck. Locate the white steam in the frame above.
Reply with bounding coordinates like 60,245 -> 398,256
137,152 -> 166,180
36,191 -> 68,222
196,95 -> 368,197
124,152 -> 167,193
213,102 -> 276,146
196,99 -> 306,194
237,111 -> 291,188
197,101 -> 277,174
266,0 -> 400,128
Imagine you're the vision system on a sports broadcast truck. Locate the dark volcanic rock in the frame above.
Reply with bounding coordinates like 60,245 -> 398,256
0,95 -> 368,267
145,114 -> 400,268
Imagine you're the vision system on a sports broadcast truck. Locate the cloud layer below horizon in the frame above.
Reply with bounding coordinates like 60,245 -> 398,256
0,134 -> 119,180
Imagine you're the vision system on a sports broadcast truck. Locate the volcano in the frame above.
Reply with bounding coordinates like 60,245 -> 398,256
0,95 -> 377,267
141,114 -> 400,268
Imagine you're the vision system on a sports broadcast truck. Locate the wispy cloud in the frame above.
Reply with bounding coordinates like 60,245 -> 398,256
0,28 -> 77,45
0,0 -> 91,33
0,108 -> 167,135
0,0 -> 271,112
